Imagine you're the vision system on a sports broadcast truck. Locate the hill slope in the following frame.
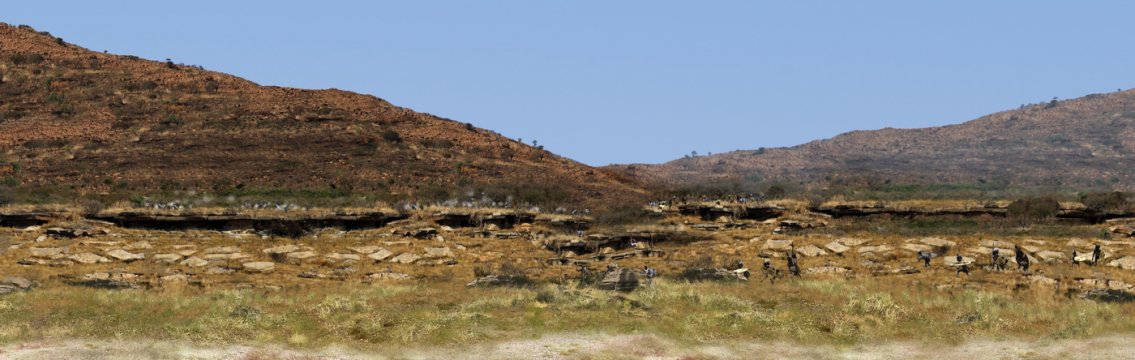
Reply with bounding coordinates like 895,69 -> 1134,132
0,23 -> 643,207
614,90 -> 1135,194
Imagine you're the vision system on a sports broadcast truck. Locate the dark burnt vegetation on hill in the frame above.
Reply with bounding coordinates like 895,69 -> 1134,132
0,23 -> 646,211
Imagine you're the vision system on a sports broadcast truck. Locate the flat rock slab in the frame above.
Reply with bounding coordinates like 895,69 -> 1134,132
180,257 -> 209,267
125,241 -> 152,250
391,253 -> 421,264
369,272 -> 411,281
806,266 -> 850,274
795,245 -> 827,257
350,246 -> 384,254
30,247 -> 66,259
286,251 -> 317,261
901,244 -> 934,254
2,276 -> 32,289
836,238 -> 870,247
242,262 -> 275,273
105,249 -> 145,262
325,253 -> 361,262
203,253 -> 249,261
825,241 -> 851,255
424,247 -> 454,258
152,253 -> 183,264
262,245 -> 299,255
1108,256 -> 1135,270
205,246 -> 241,254
857,245 -> 893,254
67,253 -> 109,264
368,249 -> 394,262
980,240 -> 1015,249
916,237 -> 957,248
1035,250 -> 1066,263
762,239 -> 794,251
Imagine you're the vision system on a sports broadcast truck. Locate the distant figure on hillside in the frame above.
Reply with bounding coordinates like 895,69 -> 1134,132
956,254 -> 970,276
786,252 -> 800,277
918,251 -> 933,267
734,260 -> 745,271
991,247 -> 1000,263
1072,250 -> 1082,266
762,258 -> 781,284
642,266 -> 656,287
1015,245 -> 1030,272
1092,244 -> 1103,266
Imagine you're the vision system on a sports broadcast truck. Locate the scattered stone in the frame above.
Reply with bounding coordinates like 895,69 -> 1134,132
599,268 -> 641,291
795,245 -> 827,257
171,245 -> 196,250
242,262 -> 276,273
34,235 -> 46,243
180,257 -> 209,267
368,272 -> 412,281
176,250 -> 198,257
298,271 -> 326,279
979,240 -> 1014,249
383,240 -> 412,246
890,266 -> 920,275
762,239 -> 794,251
80,240 -> 120,247
262,244 -> 299,255
105,249 -> 145,262
1067,238 -> 1095,249
203,253 -> 250,261
467,274 -> 530,287
390,253 -> 421,264
367,249 -> 394,262
1022,245 -> 1042,254
67,252 -> 109,264
159,274 -> 189,284
152,253 -> 183,264
206,267 -> 235,275
2,276 -> 33,290
807,266 -> 851,275
72,272 -> 141,289
325,253 -> 361,262
824,241 -> 851,255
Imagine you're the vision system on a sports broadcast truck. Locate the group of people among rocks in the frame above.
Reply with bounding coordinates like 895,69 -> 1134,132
922,242 -> 1105,276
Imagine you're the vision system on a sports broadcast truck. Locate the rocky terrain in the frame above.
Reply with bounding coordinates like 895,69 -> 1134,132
0,23 -> 644,208
613,89 -> 1135,193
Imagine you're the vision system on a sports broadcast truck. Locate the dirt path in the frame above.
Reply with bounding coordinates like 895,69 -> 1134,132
1,334 -> 1131,359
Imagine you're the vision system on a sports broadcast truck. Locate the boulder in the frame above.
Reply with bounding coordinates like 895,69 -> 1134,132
599,268 -> 641,291
391,253 -> 421,264
67,253 -> 110,264
824,241 -> 851,255
367,249 -> 395,262
1108,256 -> 1135,270
262,245 -> 299,255
762,239 -> 794,251
242,262 -> 276,273
795,245 -> 827,257
105,249 -> 145,262
2,276 -> 33,289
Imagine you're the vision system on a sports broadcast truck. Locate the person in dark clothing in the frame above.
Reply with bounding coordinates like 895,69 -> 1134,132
786,252 -> 800,277
1092,244 -> 1103,266
956,254 -> 970,276
918,251 -> 933,267
1015,245 -> 1030,272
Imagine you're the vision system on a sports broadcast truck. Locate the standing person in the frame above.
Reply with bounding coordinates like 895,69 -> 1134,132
918,251 -> 933,267
1092,244 -> 1103,266
956,254 -> 970,276
786,252 -> 800,277
1015,245 -> 1030,272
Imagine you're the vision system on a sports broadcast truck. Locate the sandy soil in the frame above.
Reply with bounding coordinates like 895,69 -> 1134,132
2,334 -> 1133,360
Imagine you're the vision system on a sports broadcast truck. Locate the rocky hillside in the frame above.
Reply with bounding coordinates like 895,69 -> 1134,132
0,23 -> 644,207
614,89 -> 1135,193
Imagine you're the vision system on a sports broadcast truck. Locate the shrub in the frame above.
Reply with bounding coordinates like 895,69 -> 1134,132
381,130 -> 402,143
1081,191 -> 1129,213
1007,196 -> 1061,221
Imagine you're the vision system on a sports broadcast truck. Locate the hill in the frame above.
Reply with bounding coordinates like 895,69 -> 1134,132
613,89 -> 1135,197
0,23 -> 644,208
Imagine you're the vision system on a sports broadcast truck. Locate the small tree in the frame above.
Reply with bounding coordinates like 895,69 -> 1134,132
1007,196 -> 1061,222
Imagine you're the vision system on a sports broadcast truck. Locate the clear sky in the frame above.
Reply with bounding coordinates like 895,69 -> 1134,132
6,1 -> 1135,165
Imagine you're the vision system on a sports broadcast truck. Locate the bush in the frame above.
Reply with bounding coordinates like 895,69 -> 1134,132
1007,196 -> 1061,221
1081,191 -> 1129,213
381,130 -> 402,143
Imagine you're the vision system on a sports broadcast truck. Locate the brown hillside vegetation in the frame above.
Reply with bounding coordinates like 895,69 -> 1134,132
0,23 -> 644,208
615,88 -> 1135,195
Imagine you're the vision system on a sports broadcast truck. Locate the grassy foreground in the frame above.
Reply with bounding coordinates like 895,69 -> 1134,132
1,277 -> 1132,351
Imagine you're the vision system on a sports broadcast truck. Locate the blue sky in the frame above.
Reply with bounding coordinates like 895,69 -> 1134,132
6,1 -> 1135,165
